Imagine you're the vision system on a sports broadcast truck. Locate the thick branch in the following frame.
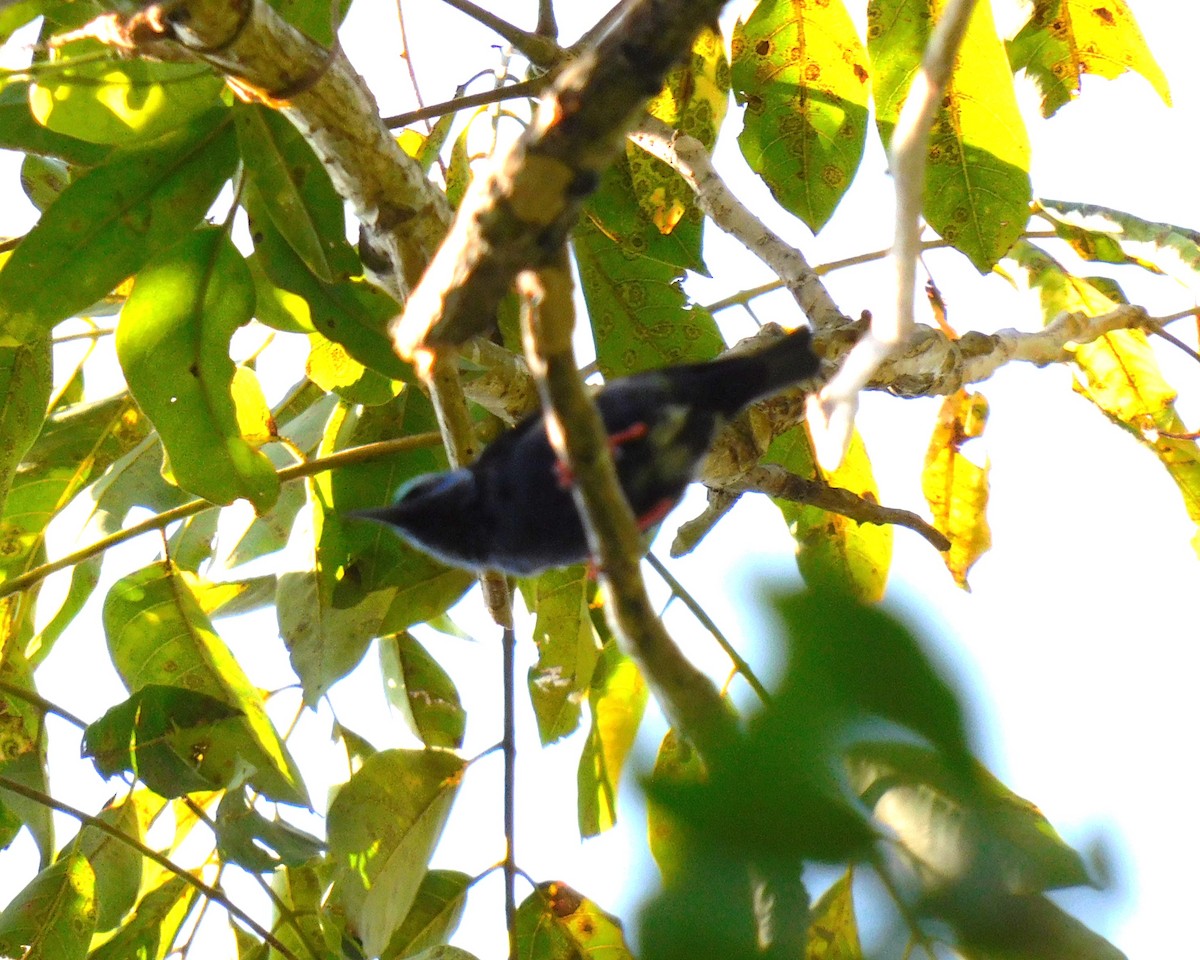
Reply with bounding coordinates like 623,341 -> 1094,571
517,263 -> 737,758
392,0 -> 730,357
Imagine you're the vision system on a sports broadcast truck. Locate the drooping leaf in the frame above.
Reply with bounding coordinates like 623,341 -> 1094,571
235,103 -> 358,283
214,788 -> 325,871
646,730 -> 706,887
0,853 -> 96,960
82,684 -> 245,797
0,109 -> 236,344
922,389 -> 991,589
515,883 -> 634,960
1007,0 -> 1170,117
0,646 -> 53,863
767,424 -> 892,601
808,870 -> 862,960
328,749 -> 464,959
103,562 -> 309,806
732,0 -> 870,231
868,0 -> 1031,270
117,226 -> 280,512
528,565 -> 601,745
262,859 -> 336,960
380,870 -> 471,960
29,49 -> 223,145
949,892 -> 1126,960
69,797 -> 145,930
380,632 -> 465,750
574,216 -> 724,378
578,640 -> 647,837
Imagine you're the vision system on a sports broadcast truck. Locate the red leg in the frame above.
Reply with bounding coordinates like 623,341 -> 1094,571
636,497 -> 678,532
608,421 -> 648,447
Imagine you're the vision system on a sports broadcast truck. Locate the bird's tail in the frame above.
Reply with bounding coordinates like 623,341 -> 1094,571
674,325 -> 823,414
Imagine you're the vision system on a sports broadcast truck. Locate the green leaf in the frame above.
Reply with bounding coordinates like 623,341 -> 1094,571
307,332 -> 401,406
1008,0 -> 1170,117
86,874 -> 198,960
0,82 -> 112,164
0,109 -> 236,343
574,216 -> 724,378
263,860 -> 336,960
950,893 -> 1126,960
646,730 -> 706,887
214,788 -> 325,871
264,0 -> 352,46
21,154 -> 71,211
0,334 -> 51,514
808,870 -> 862,960
380,633 -> 465,750
82,684 -> 245,797
380,870 -> 471,960
328,749 -> 464,959
767,425 -> 892,601
527,566 -> 601,745
515,883 -> 633,960
247,186 -> 410,380
0,646 -> 53,864
847,741 -> 1091,895
868,0 -> 1031,270
117,226 -> 281,512
922,389 -> 991,590
69,798 -> 144,930
732,0 -> 870,231
578,641 -> 647,837
103,561 -> 309,806
29,50 -> 223,145
0,853 -> 96,960
235,104 -> 358,283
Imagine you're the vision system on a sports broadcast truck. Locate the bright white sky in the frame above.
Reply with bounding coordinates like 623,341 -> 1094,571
2,1 -> 1198,958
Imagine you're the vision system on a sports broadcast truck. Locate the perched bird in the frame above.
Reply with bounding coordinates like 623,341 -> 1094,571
353,326 -> 822,575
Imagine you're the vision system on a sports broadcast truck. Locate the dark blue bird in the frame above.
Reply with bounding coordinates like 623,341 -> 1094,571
353,326 -> 821,575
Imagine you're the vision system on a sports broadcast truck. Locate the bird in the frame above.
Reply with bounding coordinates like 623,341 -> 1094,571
352,326 -> 822,575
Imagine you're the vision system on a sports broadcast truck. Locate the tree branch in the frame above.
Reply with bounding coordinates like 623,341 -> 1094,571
382,75 -> 550,129
0,775 -> 300,960
517,260 -> 737,758
391,0 -> 730,358
439,0 -> 562,67
810,0 -> 980,464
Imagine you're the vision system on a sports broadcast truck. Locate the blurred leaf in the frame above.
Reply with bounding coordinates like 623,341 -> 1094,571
807,871 -> 861,960
732,0 -> 869,231
69,797 -> 144,930
849,741 -> 1090,896
575,216 -> 724,378
117,226 -> 280,512
215,788 -> 324,871
0,853 -> 96,960
515,882 -> 633,960
86,874 -> 198,960
869,0 -> 1030,270
380,632 -> 465,750
623,25 -> 727,256
235,104 -> 358,283
767,425 -> 892,601
328,749 -> 464,959
528,566 -> 601,744
265,0 -> 351,46
380,870 -> 471,960
922,389 -> 991,589
949,892 -> 1126,960
264,859 -> 336,960
0,109 -> 236,344
29,49 -> 223,144
0,80 -> 112,164
578,640 -> 647,837
20,153 -> 70,211
82,684 -> 244,797
104,562 -> 309,805
0,334 -> 51,514
647,730 -> 706,886
1008,0 -> 1170,117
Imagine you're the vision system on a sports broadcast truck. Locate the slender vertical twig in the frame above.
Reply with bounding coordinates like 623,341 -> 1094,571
501,624 -> 518,960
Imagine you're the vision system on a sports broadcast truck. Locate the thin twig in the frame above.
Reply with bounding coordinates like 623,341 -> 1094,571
0,775 -> 301,960
501,624 -> 518,960
438,0 -> 562,66
0,433 -> 445,600
0,678 -> 87,729
382,75 -> 549,129
645,553 -> 770,704
394,0 -> 430,132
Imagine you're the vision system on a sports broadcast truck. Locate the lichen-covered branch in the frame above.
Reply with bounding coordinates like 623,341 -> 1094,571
810,0 -> 980,464
517,261 -> 737,759
391,0 -> 730,358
